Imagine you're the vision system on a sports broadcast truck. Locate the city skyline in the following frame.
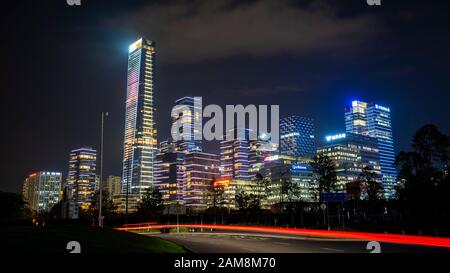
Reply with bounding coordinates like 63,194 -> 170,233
2,0 -> 450,259
2,0 -> 450,193
15,79 -> 399,215
4,88 -> 431,195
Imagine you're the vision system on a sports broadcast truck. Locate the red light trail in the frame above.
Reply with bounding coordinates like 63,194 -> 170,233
115,224 -> 450,249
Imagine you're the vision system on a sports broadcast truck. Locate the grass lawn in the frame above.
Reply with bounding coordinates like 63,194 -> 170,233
0,224 -> 187,253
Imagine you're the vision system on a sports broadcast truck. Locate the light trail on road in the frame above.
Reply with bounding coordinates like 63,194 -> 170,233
115,224 -> 450,249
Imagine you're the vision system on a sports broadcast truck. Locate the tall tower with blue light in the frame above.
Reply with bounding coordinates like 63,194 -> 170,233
122,38 -> 158,196
345,100 -> 397,199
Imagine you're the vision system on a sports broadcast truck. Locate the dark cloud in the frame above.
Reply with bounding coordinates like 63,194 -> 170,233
109,0 -> 383,63
210,84 -> 307,97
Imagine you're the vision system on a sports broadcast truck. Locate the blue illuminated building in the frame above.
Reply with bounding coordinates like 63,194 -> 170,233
345,100 -> 397,199
318,133 -> 381,193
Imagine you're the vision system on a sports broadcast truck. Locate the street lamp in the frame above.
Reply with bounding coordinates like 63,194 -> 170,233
98,111 -> 108,227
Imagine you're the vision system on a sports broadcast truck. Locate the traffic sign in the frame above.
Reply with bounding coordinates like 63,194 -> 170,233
320,193 -> 348,202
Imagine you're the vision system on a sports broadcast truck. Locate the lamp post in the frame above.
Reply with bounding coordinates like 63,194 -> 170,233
98,111 -> 108,227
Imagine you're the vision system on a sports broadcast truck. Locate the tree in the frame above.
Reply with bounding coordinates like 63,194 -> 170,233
311,154 -> 337,200
358,166 -> 383,201
207,178 -> 226,209
254,173 -> 271,207
49,200 -> 63,219
396,151 -> 426,179
285,180 -> 302,203
396,124 -> 450,227
235,191 -> 259,212
0,191 -> 32,226
397,124 -> 450,196
89,189 -> 117,218
235,190 -> 261,224
235,191 -> 260,212
235,191 -> 249,211
412,124 -> 449,168
137,186 -> 163,216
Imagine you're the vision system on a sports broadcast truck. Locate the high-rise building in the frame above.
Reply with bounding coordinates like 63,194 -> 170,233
122,38 -> 158,196
317,132 -> 381,193
249,135 -> 278,175
112,194 -> 141,214
280,116 -> 316,159
221,179 -> 258,209
159,139 -> 176,154
184,152 -> 220,212
154,151 -> 186,205
23,171 -> 62,213
345,101 -> 368,136
66,147 -> 97,218
345,100 -> 397,198
172,96 -> 202,152
220,128 -> 252,180
106,175 -> 122,196
261,154 -> 317,204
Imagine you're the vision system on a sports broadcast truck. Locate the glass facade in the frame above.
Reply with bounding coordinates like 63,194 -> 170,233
106,175 -> 122,197
280,116 -> 316,159
261,154 -> 317,204
249,136 -> 278,175
317,133 -> 381,193
66,147 -> 97,218
122,38 -> 158,196
220,128 -> 252,181
345,100 -> 397,198
23,171 -> 62,213
154,150 -> 186,205
172,96 -> 202,152
184,152 -> 220,212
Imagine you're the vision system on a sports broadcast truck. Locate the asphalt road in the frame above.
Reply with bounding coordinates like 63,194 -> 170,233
145,232 -> 450,253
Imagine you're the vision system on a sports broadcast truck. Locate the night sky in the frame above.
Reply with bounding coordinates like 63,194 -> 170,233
1,0 -> 449,193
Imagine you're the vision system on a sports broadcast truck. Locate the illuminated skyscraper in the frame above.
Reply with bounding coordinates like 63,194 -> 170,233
280,116 -> 316,159
345,101 -> 368,136
317,133 -> 381,193
172,96 -> 202,152
23,171 -> 62,213
261,155 -> 317,204
154,150 -> 186,205
159,139 -> 176,154
249,136 -> 278,175
122,38 -> 158,196
66,147 -> 97,218
220,128 -> 252,180
184,152 -> 220,212
345,100 -> 397,198
106,175 -> 122,196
